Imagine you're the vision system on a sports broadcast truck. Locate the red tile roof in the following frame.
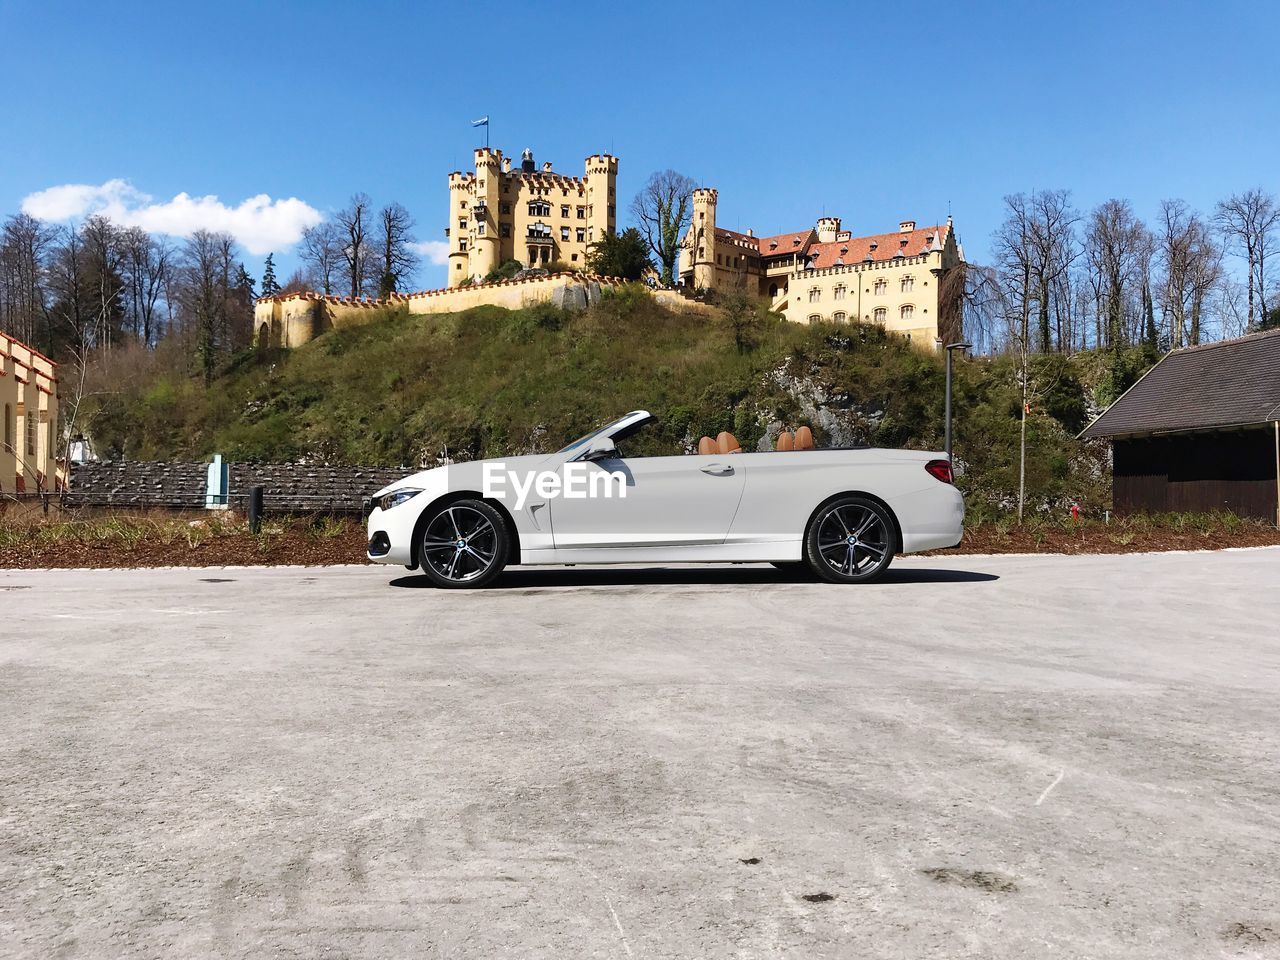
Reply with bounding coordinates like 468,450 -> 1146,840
756,230 -> 815,259
805,223 -> 948,270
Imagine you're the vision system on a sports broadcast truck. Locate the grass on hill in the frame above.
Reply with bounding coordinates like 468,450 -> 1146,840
81,285 -> 1156,516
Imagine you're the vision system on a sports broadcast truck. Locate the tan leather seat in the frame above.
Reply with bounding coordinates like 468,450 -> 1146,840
698,436 -> 718,456
717,431 -> 742,455
794,426 -> 815,450
776,430 -> 795,451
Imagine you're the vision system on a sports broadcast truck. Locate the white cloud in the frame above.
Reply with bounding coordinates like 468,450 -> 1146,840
21,179 -> 323,256
411,240 -> 450,266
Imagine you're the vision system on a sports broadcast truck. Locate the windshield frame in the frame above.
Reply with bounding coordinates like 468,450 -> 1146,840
556,411 -> 653,454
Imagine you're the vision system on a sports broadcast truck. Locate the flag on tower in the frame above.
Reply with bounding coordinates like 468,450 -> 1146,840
471,116 -> 489,127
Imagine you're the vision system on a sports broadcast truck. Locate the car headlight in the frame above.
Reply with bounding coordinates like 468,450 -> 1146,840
377,488 -> 423,512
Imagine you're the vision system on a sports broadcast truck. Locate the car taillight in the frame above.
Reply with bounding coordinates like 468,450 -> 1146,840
925,459 -> 953,484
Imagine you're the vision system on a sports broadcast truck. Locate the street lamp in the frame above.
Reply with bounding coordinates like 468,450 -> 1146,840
941,341 -> 972,462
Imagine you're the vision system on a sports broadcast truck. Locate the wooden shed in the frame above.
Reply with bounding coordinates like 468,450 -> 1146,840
1080,329 -> 1280,523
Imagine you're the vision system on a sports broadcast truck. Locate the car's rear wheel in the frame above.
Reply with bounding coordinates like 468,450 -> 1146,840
804,496 -> 895,584
418,499 -> 508,589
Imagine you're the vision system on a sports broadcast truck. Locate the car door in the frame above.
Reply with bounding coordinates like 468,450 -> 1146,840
549,453 -> 746,550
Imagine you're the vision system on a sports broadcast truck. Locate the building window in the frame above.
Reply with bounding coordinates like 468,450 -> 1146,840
768,283 -> 778,297
874,307 -> 887,323
577,206 -> 586,219
459,239 -> 467,251
808,287 -> 820,303
717,255 -> 722,265
577,228 -> 586,242
476,223 -> 485,236
455,262 -> 462,270
571,253 -> 578,262
808,314 -> 822,323
561,205 -> 570,218
874,278 -> 887,295
834,284 -> 847,300
458,219 -> 466,232
528,201 -> 551,217
26,411 -> 35,456
500,202 -> 511,215
901,275 -> 914,292
900,304 -> 914,320
501,224 -> 511,238
833,311 -> 847,322
561,226 -> 570,241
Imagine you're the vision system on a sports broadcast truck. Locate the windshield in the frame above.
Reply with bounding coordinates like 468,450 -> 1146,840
556,415 -> 635,454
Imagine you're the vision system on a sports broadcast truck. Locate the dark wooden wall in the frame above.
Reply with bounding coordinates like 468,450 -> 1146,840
1113,428 -> 1278,519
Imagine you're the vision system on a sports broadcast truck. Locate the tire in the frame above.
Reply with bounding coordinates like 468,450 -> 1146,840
418,499 -> 509,589
804,495 -> 896,584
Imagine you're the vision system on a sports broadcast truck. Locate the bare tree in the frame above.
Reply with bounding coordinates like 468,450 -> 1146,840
175,230 -> 243,382
300,221 -> 342,296
1156,200 -> 1221,347
120,226 -> 171,347
1084,199 -> 1148,349
1026,190 -> 1079,352
335,193 -> 374,298
375,202 -> 419,298
1214,188 -> 1280,330
0,213 -> 55,346
630,170 -> 697,286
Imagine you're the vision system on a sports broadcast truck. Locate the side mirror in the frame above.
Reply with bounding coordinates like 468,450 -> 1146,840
580,436 -> 619,462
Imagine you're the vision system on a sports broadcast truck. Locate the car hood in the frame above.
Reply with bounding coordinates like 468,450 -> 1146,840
371,453 -> 560,500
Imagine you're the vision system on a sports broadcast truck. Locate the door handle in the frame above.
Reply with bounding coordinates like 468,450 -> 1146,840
700,463 -> 734,476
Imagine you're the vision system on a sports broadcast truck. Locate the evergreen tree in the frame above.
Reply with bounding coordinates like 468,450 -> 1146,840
585,228 -> 652,281
260,253 -> 280,297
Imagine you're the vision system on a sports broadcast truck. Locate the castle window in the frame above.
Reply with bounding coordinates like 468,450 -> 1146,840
459,219 -> 467,232
834,284 -> 847,300
571,253 -> 578,262
874,278 -> 887,295
500,202 -> 511,215
901,275 -> 914,292
501,224 -> 511,238
833,311 -> 847,323
528,201 -> 551,217
577,228 -> 586,242
459,239 -> 467,251
561,226 -> 570,241
768,283 -> 778,297
561,205 -> 570,218
26,410 -> 35,456
900,304 -> 915,319
874,307 -> 887,323
578,207 -> 586,219
807,314 -> 821,323
476,223 -> 485,236
808,287 -> 820,303
461,200 -> 467,209
717,255 -> 722,265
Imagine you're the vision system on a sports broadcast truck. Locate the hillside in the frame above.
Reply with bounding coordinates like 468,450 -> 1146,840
82,287 -> 1154,517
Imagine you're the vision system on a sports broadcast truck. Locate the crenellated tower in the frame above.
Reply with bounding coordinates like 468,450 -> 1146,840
469,148 -> 503,280
691,187 -> 718,291
447,170 -> 474,287
584,154 -> 618,246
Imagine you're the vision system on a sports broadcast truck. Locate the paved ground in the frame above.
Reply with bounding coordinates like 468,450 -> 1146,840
2,550 -> 1279,959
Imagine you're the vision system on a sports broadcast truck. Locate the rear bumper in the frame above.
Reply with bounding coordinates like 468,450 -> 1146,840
898,484 -> 965,553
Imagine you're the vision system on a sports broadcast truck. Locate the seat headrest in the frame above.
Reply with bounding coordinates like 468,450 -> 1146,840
794,426 -> 815,450
717,431 -> 741,455
697,436 -> 718,456
776,431 -> 794,451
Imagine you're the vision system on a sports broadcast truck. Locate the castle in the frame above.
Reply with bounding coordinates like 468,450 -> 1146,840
1,330 -> 59,494
255,144 -> 964,348
447,148 -> 618,285
679,188 -> 965,345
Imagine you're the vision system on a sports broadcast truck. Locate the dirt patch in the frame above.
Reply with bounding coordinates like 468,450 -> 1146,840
921,867 -> 1018,893
801,892 -> 836,903
1223,922 -> 1278,945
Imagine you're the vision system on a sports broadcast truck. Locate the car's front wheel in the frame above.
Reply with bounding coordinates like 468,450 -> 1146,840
418,499 -> 508,589
804,496 -> 896,583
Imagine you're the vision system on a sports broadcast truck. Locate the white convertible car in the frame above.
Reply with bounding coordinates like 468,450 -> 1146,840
365,411 -> 964,588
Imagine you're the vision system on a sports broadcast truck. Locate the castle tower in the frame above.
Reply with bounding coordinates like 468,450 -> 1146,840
584,154 -> 619,248
816,216 -> 841,243
469,148 -> 503,280
447,171 -> 473,287
691,188 -> 718,291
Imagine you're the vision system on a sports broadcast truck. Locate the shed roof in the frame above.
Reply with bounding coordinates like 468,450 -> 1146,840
1080,328 -> 1280,439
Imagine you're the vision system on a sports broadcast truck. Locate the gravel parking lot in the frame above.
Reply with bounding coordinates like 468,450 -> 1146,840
3,550 -> 1279,959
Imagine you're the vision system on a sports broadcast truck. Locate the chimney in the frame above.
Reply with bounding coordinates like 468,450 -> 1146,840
899,220 -> 916,233
745,228 -> 753,237
502,157 -> 511,173
542,161 -> 553,172
521,148 -> 535,173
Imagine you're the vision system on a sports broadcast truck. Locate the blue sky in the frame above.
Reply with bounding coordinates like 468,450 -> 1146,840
2,0 -> 1277,289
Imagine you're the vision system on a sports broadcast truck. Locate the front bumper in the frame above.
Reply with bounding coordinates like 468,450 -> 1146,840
366,504 -> 417,566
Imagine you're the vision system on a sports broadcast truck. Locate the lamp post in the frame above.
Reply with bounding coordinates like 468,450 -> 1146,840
942,341 -> 972,462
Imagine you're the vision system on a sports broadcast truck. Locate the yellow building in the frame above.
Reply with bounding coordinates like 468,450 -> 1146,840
1,331 -> 60,494
679,188 -> 965,346
447,147 -> 618,286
